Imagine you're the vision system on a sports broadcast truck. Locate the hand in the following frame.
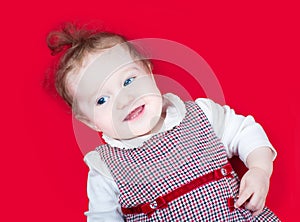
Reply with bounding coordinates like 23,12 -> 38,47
235,167 -> 270,216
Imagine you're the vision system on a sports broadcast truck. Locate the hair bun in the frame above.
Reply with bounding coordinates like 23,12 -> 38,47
47,22 -> 94,56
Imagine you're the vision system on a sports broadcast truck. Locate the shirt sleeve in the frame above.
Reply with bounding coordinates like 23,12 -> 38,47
84,151 -> 123,222
195,98 -> 277,166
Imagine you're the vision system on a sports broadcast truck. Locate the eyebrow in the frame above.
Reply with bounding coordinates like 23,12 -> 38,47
117,65 -> 140,75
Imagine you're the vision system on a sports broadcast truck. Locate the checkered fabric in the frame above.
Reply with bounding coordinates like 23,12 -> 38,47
97,101 -> 280,221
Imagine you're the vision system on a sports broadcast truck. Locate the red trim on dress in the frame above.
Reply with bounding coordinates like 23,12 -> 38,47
121,163 -> 234,218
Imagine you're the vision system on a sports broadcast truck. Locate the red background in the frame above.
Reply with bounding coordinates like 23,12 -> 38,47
1,1 -> 299,221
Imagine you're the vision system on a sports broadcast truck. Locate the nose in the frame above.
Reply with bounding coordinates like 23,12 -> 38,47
115,92 -> 135,110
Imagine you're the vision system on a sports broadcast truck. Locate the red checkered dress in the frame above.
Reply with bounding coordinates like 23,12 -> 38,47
97,101 -> 280,221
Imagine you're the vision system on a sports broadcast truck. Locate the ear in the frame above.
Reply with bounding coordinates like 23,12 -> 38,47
75,113 -> 100,131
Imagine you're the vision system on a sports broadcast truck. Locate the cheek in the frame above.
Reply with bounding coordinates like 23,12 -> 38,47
142,96 -> 163,122
151,97 -> 163,114
95,110 -> 127,138
135,76 -> 160,93
93,108 -> 113,130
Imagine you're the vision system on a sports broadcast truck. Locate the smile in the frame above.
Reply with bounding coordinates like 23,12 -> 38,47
124,105 -> 145,121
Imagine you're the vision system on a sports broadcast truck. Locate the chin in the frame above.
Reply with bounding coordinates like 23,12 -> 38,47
113,113 -> 161,140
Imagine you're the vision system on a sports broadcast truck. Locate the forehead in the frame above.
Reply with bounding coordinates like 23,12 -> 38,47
70,44 -> 143,101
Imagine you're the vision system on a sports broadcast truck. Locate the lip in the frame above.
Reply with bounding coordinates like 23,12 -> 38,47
123,105 -> 145,121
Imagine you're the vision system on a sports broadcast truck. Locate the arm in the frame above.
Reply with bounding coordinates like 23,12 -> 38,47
234,146 -> 274,216
195,98 -> 277,165
84,151 -> 124,222
195,98 -> 276,216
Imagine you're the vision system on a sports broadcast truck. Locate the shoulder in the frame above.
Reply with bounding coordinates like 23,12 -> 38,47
186,98 -> 215,118
194,98 -> 229,127
84,150 -> 114,180
195,97 -> 229,116
195,97 -> 216,111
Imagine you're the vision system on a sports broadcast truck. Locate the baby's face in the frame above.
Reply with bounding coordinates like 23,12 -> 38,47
70,46 -> 163,140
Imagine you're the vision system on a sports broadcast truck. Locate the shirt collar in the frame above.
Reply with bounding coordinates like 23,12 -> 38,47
102,93 -> 186,149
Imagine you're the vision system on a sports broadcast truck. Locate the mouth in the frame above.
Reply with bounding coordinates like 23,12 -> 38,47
123,105 -> 145,121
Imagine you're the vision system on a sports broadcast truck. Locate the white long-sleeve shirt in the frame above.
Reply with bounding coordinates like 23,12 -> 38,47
83,94 -> 276,222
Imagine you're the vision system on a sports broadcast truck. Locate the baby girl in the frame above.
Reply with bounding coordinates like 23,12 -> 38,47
47,23 -> 280,221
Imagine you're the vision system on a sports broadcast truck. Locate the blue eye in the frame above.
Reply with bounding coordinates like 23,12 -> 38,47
97,96 -> 109,105
123,77 -> 136,86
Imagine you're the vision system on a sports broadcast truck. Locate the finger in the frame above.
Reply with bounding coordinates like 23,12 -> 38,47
235,189 -> 252,208
248,190 -> 265,208
252,208 -> 264,217
236,177 -> 246,206
238,177 -> 246,196
245,197 -> 265,217
246,196 -> 265,216
245,200 -> 261,212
